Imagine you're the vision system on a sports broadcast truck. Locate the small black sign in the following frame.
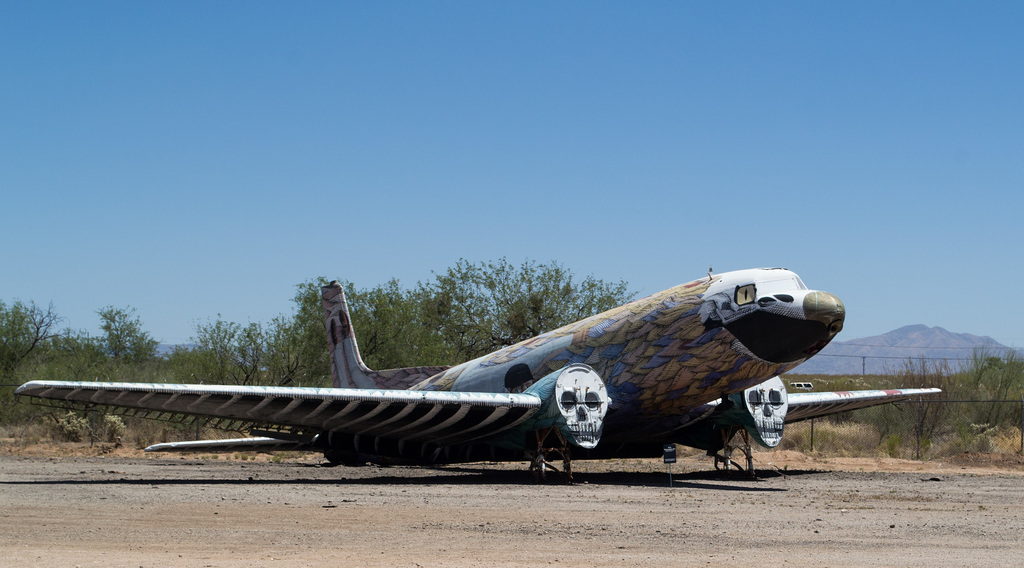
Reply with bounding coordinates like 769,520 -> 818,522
662,443 -> 677,464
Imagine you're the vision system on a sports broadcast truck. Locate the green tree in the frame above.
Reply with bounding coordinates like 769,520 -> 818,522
288,277 -> 450,372
288,261 -> 632,370
288,278 -> 334,384
0,299 -> 61,377
348,278 -> 451,369
959,350 -> 1024,426
172,282 -> 334,388
97,306 -> 158,363
417,258 -> 633,361
44,329 -> 107,381
170,260 -> 631,384
264,313 -> 313,386
178,318 -> 265,385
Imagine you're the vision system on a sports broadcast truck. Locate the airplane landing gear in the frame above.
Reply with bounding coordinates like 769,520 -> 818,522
528,427 -> 573,483
712,427 -> 755,478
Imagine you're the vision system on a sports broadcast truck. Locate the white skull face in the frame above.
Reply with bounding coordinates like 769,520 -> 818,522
555,364 -> 609,449
743,376 -> 788,447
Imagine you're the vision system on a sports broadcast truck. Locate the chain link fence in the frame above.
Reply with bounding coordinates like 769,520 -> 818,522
779,398 -> 1024,459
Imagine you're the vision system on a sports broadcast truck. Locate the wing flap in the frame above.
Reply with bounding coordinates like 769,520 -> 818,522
786,388 -> 941,422
15,381 -> 542,445
145,437 -> 315,453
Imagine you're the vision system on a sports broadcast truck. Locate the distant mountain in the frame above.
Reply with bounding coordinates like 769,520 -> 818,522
788,325 -> 1021,375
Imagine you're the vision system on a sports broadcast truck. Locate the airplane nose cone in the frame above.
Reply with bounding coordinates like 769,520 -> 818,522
721,290 -> 846,364
803,291 -> 845,338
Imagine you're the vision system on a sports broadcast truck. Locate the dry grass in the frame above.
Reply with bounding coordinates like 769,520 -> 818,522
780,420 -> 885,457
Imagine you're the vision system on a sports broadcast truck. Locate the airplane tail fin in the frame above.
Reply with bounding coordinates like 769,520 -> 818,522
322,281 -> 381,388
321,281 -> 451,390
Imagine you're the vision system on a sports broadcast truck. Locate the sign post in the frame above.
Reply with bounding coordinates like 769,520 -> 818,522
663,443 -> 677,488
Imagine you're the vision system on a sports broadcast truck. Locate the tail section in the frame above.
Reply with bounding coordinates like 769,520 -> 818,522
322,281 -> 378,388
321,281 -> 452,390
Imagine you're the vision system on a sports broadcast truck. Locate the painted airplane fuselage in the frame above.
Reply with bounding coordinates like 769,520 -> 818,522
398,268 -> 845,446
18,267 -> 944,469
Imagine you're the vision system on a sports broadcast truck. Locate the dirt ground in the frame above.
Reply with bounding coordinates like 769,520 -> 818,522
2,445 -> 1023,567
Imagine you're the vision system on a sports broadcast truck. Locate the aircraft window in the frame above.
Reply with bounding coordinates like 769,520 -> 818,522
735,284 -> 756,306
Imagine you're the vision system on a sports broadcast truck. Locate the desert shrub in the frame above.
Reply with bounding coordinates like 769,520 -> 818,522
51,411 -> 90,442
97,414 -> 126,443
883,434 -> 903,458
991,426 -> 1023,454
122,416 -> 194,449
47,411 -> 127,443
929,422 -> 1022,456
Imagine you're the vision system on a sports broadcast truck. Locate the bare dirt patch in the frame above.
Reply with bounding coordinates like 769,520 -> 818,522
6,441 -> 1023,476
2,445 -> 1024,567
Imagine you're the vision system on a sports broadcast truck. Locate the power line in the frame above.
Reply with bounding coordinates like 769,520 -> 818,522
838,343 -> 1019,351
816,353 -> 973,361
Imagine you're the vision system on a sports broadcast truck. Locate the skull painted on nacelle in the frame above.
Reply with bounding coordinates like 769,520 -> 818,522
743,376 -> 788,447
554,364 -> 609,449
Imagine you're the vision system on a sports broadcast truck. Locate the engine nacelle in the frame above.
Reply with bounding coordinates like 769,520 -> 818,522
668,377 -> 789,453
551,364 -> 609,448
491,363 -> 609,450
725,376 -> 788,447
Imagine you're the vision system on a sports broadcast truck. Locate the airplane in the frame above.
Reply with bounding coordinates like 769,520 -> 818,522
16,268 -> 940,479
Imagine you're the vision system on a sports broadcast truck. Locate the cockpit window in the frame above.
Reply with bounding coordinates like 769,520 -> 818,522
735,284 -> 756,306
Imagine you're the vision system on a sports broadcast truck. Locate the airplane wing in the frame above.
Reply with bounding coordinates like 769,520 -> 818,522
785,388 -> 942,423
14,364 -> 608,457
673,379 -> 941,453
14,380 -> 542,447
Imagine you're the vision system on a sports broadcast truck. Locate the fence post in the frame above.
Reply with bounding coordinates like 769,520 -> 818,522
1020,394 -> 1023,454
916,398 -> 923,460
810,418 -> 815,452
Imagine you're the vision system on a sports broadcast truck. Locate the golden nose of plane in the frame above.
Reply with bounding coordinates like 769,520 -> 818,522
803,291 -> 845,337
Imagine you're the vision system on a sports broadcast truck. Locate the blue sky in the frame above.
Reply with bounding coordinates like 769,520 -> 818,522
2,2 -> 1022,348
